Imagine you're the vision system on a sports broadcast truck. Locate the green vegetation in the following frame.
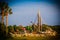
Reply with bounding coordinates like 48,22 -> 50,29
25,26 -> 32,32
0,22 -> 60,40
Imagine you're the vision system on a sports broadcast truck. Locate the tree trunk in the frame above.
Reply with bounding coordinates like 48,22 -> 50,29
6,12 -> 8,36
6,12 -> 8,27
1,9 -> 4,34
1,9 -> 4,24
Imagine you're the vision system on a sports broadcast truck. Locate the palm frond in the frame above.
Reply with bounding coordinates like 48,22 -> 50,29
0,2 -> 12,16
9,8 -> 12,14
10,12 -> 12,15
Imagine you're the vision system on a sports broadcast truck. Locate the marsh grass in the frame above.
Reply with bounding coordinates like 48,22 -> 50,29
5,35 -> 60,40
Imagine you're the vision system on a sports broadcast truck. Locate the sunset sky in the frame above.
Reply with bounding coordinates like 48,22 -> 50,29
0,0 -> 59,26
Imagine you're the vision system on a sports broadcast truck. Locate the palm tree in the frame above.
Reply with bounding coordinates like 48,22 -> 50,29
0,2 -> 7,34
0,2 -> 12,36
5,5 -> 12,36
0,2 -> 7,24
5,7 -> 12,27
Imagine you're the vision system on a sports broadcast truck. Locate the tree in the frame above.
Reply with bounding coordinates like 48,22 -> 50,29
0,2 -> 12,36
0,2 -> 7,35
0,2 -> 7,24
13,25 -> 17,31
26,26 -> 32,33
5,7 -> 12,27
5,7 -> 12,36
8,25 -> 14,33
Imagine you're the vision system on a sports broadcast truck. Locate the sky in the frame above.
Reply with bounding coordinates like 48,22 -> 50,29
0,0 -> 59,26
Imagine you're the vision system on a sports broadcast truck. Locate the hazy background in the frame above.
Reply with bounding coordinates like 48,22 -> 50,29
0,0 -> 59,26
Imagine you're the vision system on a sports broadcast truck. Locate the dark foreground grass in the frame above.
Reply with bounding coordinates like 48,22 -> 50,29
0,34 -> 60,40
6,35 -> 60,40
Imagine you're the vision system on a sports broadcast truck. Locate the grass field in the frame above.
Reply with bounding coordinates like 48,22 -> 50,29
6,35 -> 60,40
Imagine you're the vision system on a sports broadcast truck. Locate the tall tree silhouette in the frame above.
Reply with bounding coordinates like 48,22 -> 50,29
0,2 -> 7,24
0,2 -> 12,36
0,2 -> 7,34
5,3 -> 12,36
